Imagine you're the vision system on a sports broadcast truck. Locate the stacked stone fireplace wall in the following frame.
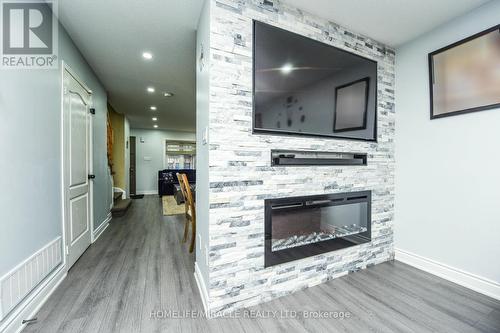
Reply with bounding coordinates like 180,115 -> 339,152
206,0 -> 395,313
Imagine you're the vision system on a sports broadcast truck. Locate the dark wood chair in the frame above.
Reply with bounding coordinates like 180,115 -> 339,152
176,173 -> 196,253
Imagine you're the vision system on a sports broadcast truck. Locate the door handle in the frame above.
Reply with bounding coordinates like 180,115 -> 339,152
88,174 -> 96,179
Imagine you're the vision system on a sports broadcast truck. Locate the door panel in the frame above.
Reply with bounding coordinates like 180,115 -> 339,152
63,68 -> 92,270
70,194 -> 89,244
69,93 -> 88,186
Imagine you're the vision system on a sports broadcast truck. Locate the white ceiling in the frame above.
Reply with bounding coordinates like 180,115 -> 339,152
58,0 -> 489,132
283,0 -> 491,46
59,0 -> 204,132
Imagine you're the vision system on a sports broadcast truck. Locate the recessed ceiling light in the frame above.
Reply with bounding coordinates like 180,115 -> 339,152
150,106 -> 157,110
142,52 -> 153,60
152,117 -> 158,121
163,92 -> 174,97
147,87 -> 155,93
280,63 -> 293,75
153,124 -> 158,128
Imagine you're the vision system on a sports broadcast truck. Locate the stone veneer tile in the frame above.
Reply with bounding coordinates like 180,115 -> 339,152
205,0 -> 395,314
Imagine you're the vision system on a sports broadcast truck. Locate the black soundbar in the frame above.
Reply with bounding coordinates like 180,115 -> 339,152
271,150 -> 367,166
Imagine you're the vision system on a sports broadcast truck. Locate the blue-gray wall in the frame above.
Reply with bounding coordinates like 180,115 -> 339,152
0,21 -> 111,277
395,0 -> 500,283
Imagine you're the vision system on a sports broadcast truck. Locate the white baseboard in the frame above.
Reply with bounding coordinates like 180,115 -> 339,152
136,190 -> 157,195
194,262 -> 210,316
0,265 -> 66,333
92,212 -> 111,243
395,248 -> 500,301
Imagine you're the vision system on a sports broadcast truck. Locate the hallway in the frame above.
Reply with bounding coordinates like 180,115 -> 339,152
23,196 -> 203,332
22,196 -> 500,333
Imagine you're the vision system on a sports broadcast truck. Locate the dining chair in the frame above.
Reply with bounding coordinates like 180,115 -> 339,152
176,173 -> 196,253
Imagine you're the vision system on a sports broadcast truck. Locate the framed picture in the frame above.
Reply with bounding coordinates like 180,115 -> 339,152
429,24 -> 500,119
333,77 -> 369,132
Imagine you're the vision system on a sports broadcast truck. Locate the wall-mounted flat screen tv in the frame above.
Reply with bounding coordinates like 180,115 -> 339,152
253,21 -> 377,141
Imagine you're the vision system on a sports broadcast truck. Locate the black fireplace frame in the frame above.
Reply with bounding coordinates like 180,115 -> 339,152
264,190 -> 371,267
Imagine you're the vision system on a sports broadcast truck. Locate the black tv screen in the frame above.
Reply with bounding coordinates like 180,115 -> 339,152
253,21 -> 377,141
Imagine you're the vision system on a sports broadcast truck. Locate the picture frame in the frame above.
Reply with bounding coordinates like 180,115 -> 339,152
333,77 -> 369,132
428,24 -> 500,119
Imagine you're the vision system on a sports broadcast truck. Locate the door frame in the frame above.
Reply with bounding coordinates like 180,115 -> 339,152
60,61 -> 95,271
129,136 -> 136,195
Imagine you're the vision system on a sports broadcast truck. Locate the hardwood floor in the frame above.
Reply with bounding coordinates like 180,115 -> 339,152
24,196 -> 500,333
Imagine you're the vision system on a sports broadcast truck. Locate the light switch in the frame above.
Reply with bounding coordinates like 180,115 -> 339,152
202,126 -> 208,145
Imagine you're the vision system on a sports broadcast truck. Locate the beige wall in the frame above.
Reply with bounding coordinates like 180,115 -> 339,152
108,104 -> 126,191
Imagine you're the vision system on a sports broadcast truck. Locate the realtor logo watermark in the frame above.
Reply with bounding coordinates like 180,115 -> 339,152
1,0 -> 58,69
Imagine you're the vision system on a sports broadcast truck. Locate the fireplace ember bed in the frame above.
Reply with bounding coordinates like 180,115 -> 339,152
264,191 -> 371,267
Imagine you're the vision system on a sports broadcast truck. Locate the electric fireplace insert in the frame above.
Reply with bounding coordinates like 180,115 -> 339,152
264,191 -> 371,267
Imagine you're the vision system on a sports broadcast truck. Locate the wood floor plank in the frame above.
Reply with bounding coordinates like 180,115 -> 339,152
315,278 -> 420,333
473,309 -> 500,332
22,196 -> 499,333
349,266 -> 479,332
366,263 -> 489,326
375,261 -> 499,316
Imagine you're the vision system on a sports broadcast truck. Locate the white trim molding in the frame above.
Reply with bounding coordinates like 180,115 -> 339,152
92,212 -> 111,243
0,258 -> 66,333
194,262 -> 210,316
395,248 -> 500,301
136,190 -> 157,195
0,237 -> 63,322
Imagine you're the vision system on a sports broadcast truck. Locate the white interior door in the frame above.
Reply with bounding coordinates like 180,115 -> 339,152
63,67 -> 92,270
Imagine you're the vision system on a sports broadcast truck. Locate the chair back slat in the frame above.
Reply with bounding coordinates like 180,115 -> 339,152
176,172 -> 196,252
176,173 -> 189,211
181,174 -> 196,221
